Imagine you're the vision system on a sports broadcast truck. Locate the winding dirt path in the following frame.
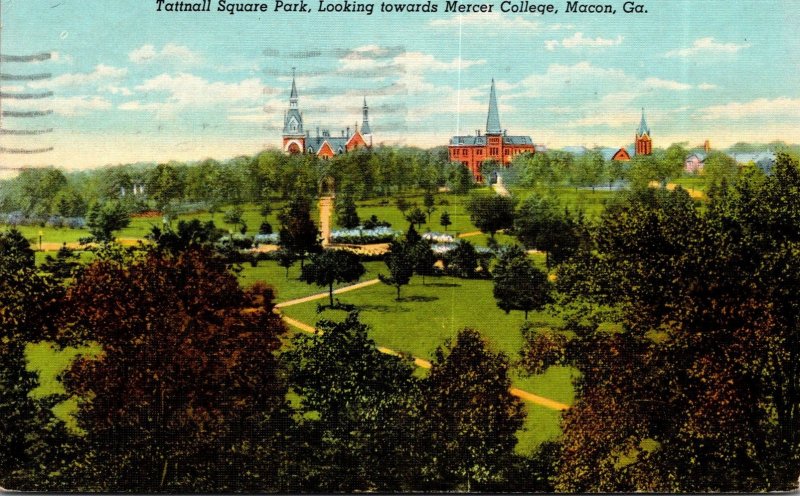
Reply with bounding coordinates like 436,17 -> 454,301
275,278 -> 381,309
278,309 -> 570,411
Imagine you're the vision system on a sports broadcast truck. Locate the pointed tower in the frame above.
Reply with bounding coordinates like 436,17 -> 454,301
361,97 -> 372,136
486,79 -> 502,135
283,68 -> 305,154
635,107 -> 652,156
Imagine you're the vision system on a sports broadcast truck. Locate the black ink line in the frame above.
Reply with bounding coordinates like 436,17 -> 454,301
0,146 -> 54,154
0,128 -> 54,135
2,110 -> 53,117
0,91 -> 54,99
0,72 -> 51,81
0,53 -> 52,62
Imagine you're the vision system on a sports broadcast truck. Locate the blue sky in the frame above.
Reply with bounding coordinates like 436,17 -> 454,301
1,0 -> 798,170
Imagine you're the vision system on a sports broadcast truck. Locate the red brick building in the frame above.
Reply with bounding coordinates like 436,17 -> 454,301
282,70 -> 372,158
635,107 -> 652,156
448,80 -> 535,181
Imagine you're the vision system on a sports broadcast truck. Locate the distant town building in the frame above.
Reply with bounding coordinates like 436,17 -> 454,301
282,70 -> 372,158
685,152 -> 707,173
729,151 -> 776,174
448,79 -> 535,181
635,108 -> 652,156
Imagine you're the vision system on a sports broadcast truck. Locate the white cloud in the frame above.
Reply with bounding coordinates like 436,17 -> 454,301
545,32 -> 623,50
698,83 -> 718,91
49,96 -> 113,116
28,64 -> 127,89
120,73 -> 263,115
129,43 -> 202,65
700,97 -> 800,120
393,51 -> 485,72
664,37 -> 750,58
643,77 -> 692,91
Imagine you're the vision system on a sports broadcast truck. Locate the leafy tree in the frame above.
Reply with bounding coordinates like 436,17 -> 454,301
549,161 -> 800,491
41,243 -> 81,281
335,194 -> 360,229
439,211 -> 452,231
446,161 -> 474,194
405,206 -> 427,229
0,228 -> 35,270
410,240 -> 437,284
222,205 -> 245,233
421,328 -> 525,491
60,250 -> 291,492
395,196 -> 410,215
52,188 -> 88,217
514,194 -> 584,267
466,193 -> 516,239
423,190 -> 437,222
278,195 -> 321,269
300,249 -> 366,307
147,162 -> 184,211
14,167 -> 68,216
445,239 -> 482,279
492,245 -> 551,319
275,248 -> 296,279
148,219 -> 222,254
284,313 -> 423,491
85,201 -> 131,242
0,235 -> 76,491
379,240 -> 415,300
703,150 -> 739,186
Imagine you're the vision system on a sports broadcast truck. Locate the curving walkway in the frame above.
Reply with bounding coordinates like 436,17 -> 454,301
278,310 -> 570,411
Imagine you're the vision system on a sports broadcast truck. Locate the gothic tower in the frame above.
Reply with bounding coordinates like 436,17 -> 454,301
635,107 -> 652,156
361,97 -> 372,145
282,68 -> 305,154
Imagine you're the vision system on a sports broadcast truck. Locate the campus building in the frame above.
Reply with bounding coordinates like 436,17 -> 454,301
282,71 -> 372,158
448,80 -> 535,181
635,107 -> 652,156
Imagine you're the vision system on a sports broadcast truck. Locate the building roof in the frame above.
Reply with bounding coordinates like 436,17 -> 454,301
637,107 -> 650,137
686,152 -> 707,162
486,79 -> 502,134
307,136 -> 349,153
448,135 -> 533,146
290,70 -> 298,100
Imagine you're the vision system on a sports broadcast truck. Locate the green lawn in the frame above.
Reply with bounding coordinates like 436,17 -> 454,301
280,274 -> 576,453
237,260 -> 386,303
25,341 -> 102,432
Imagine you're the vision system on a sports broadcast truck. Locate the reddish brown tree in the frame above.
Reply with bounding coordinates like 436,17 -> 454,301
61,249 -> 291,492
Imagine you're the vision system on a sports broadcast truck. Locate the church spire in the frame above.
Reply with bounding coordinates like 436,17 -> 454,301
636,107 -> 650,136
289,67 -> 298,109
486,79 -> 502,134
361,97 -> 372,135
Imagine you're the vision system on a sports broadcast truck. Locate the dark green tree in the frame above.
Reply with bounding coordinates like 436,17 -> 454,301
445,239 -> 481,279
466,193 -> 516,239
379,240 -> 415,300
405,206 -> 427,229
439,211 -> 452,231
300,249 -> 366,307
335,194 -> 361,229
278,195 -> 321,269
423,190 -> 437,222
61,250 -> 291,492
492,245 -> 551,319
421,328 -> 525,491
284,313 -> 423,491
85,201 -> 131,242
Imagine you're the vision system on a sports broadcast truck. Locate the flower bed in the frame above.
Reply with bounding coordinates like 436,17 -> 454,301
422,232 -> 455,244
330,226 -> 399,244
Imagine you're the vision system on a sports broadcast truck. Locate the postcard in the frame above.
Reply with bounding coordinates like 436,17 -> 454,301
1,0 -> 799,492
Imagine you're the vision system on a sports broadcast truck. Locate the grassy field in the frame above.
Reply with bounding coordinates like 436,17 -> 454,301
20,189 -> 575,454
280,274 -> 576,453
238,260 -> 386,303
